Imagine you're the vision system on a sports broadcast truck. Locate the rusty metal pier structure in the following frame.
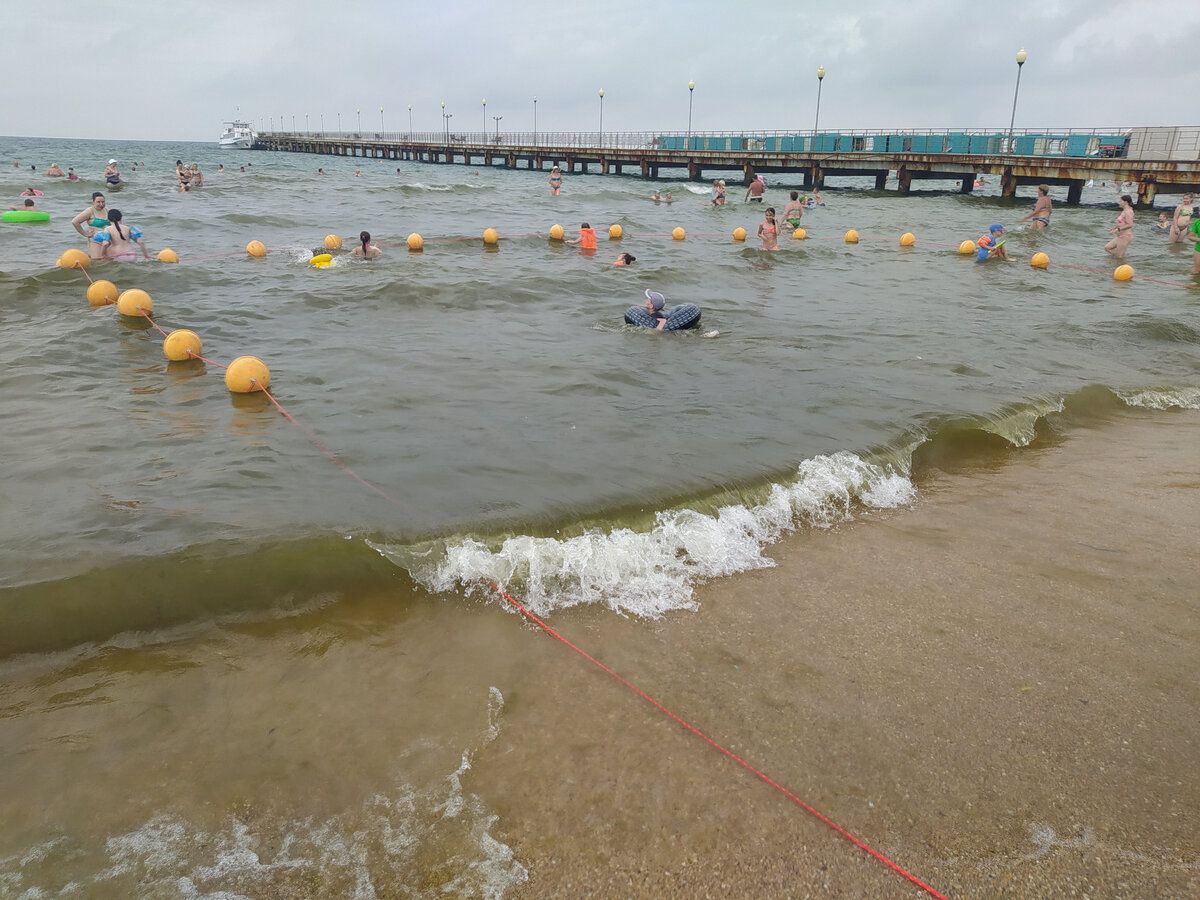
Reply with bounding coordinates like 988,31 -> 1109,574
250,126 -> 1200,207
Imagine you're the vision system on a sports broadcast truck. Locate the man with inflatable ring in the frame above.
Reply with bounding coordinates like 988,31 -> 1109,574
976,224 -> 1008,262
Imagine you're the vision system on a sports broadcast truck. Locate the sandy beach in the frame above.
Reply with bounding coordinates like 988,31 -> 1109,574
485,407 -> 1199,899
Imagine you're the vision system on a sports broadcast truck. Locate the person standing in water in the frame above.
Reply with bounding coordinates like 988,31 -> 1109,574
1017,184 -> 1053,230
567,222 -> 597,254
104,159 -> 120,185
1105,195 -> 1135,258
71,192 -> 109,238
549,166 -> 563,196
89,209 -> 151,260
350,231 -> 383,258
758,207 -> 781,250
782,191 -> 804,229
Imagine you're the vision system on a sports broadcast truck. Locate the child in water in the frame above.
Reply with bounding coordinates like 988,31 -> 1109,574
613,252 -> 636,266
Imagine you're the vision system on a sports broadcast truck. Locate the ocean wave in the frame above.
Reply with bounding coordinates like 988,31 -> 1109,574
1116,385 -> 1200,409
371,451 -> 915,618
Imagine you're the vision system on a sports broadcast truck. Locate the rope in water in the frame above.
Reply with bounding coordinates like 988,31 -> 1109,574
488,579 -> 951,899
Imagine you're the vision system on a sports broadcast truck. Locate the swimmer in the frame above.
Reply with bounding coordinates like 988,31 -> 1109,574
20,187 -> 43,197
1152,212 -> 1171,235
758,207 -> 781,251
641,289 -> 669,330
217,164 -> 225,173
10,160 -> 17,168
711,179 -> 726,206
613,252 -> 636,266
1017,184 -> 1052,230
350,230 -> 383,258
46,162 -> 65,177
355,170 -> 361,177
89,209 -> 151,261
782,191 -> 804,228
975,224 -> 1009,262
104,159 -> 120,185
652,190 -> 662,203
239,166 -> 245,173
745,175 -> 765,203
317,168 -> 327,175
1104,195 -> 1135,258
662,192 -> 673,203
549,165 -> 563,196
67,167 -> 78,180
190,164 -> 203,187
812,188 -> 825,206
566,222 -> 597,252
9,198 -> 36,211
71,192 -> 109,238
1169,192 -> 1195,245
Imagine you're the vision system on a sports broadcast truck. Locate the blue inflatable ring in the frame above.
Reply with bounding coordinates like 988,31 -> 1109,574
624,302 -> 701,331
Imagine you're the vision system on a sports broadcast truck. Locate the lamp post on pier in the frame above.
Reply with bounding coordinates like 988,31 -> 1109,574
598,88 -> 605,147
482,98 -> 487,136
337,112 -> 341,133
380,106 -> 385,134
357,109 -> 361,132
1008,47 -> 1027,154
492,115 -> 502,140
305,113 -> 309,134
292,114 -> 296,132
687,79 -> 695,150
813,66 -> 825,143
533,96 -> 537,145
408,105 -> 413,142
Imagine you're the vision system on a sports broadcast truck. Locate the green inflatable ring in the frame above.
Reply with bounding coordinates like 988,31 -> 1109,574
2,210 -> 51,223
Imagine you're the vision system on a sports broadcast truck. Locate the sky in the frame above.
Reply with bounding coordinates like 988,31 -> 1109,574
7,0 -> 1200,143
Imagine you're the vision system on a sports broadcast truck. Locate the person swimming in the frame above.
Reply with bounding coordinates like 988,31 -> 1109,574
976,224 -> 1008,262
90,209 -> 150,261
71,192 -> 109,238
351,230 -> 383,258
613,252 -> 636,266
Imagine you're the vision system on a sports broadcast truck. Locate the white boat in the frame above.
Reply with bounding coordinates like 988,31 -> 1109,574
218,120 -> 255,149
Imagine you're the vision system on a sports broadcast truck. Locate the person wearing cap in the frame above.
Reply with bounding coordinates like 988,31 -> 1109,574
104,159 -> 120,185
976,224 -> 1008,262
642,290 -> 669,329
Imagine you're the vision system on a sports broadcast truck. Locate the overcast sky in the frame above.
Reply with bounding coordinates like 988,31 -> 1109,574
8,0 -> 1200,143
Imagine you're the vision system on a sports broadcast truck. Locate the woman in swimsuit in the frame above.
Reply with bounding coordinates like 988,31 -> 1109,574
711,179 -> 726,206
90,209 -> 151,261
104,159 -> 120,185
71,192 -> 109,238
1168,193 -> 1195,245
758,207 -> 781,251
549,166 -> 563,196
1017,185 -> 1053,230
782,191 -> 804,228
1104,195 -> 1135,258
350,230 -> 383,258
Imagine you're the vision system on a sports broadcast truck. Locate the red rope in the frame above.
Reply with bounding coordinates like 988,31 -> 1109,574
488,580 -> 951,900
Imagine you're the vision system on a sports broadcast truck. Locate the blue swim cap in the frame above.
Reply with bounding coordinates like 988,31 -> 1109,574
990,223 -> 1004,233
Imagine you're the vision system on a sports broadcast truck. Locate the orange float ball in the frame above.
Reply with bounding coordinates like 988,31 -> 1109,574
899,232 -> 916,246
792,227 -> 807,241
549,224 -> 565,241
58,248 -> 90,269
958,240 -> 976,254
246,240 -> 267,258
732,227 -> 746,242
157,248 -> 179,263
86,279 -> 118,306
672,227 -> 686,241
323,234 -> 343,251
225,356 -> 271,393
483,228 -> 499,245
407,233 -> 424,251
116,288 -> 152,317
608,224 -> 622,239
844,229 -> 859,244
1113,264 -> 1134,281
1030,252 -> 1050,269
163,329 -> 202,361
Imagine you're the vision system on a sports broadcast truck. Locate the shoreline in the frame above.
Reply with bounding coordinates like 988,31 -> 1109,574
490,406 -> 1200,898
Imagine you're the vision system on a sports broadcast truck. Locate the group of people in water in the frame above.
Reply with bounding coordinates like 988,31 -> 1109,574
175,161 -> 205,191
69,191 -> 150,260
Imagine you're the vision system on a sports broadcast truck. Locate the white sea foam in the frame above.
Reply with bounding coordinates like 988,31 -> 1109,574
1117,386 -> 1200,410
0,690 -> 525,899
392,451 -> 915,617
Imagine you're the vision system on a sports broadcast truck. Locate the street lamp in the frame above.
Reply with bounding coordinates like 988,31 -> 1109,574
338,111 -> 341,132
408,104 -> 413,141
305,112 -> 309,134
598,88 -> 605,147
482,98 -> 487,136
357,108 -> 361,132
1008,47 -> 1027,154
292,113 -> 296,132
380,106 -> 384,134
493,115 -> 502,140
533,96 -> 538,145
320,113 -> 324,134
687,79 -> 695,150
813,66 -> 825,143
441,101 -> 452,146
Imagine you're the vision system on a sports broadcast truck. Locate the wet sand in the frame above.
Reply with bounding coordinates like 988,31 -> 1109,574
487,407 -> 1200,898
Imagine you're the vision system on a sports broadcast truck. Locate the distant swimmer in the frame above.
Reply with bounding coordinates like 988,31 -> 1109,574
976,224 -> 1008,262
71,192 -> 109,238
623,288 -> 702,332
45,162 -> 65,177
613,252 -> 636,266
355,170 -> 361,177
104,159 -> 120,185
9,198 -> 36,211
217,164 -> 225,173
812,188 -> 825,206
20,187 -> 43,196
89,209 -> 151,261
652,190 -> 662,203
67,167 -> 78,180
1152,212 -> 1171,234
782,191 -> 804,228
549,165 -> 563,196
1017,184 -> 1053,230
317,168 -> 327,175
350,230 -> 383,258
711,179 -> 726,206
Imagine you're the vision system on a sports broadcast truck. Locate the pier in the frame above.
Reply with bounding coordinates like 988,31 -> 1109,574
251,126 -> 1200,207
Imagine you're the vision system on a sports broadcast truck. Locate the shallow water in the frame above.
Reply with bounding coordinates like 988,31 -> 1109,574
0,136 -> 1198,896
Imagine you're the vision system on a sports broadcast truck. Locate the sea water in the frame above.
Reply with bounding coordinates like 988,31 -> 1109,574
0,136 -> 1197,896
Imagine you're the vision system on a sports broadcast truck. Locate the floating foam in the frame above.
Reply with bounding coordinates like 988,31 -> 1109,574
1116,386 -> 1200,410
